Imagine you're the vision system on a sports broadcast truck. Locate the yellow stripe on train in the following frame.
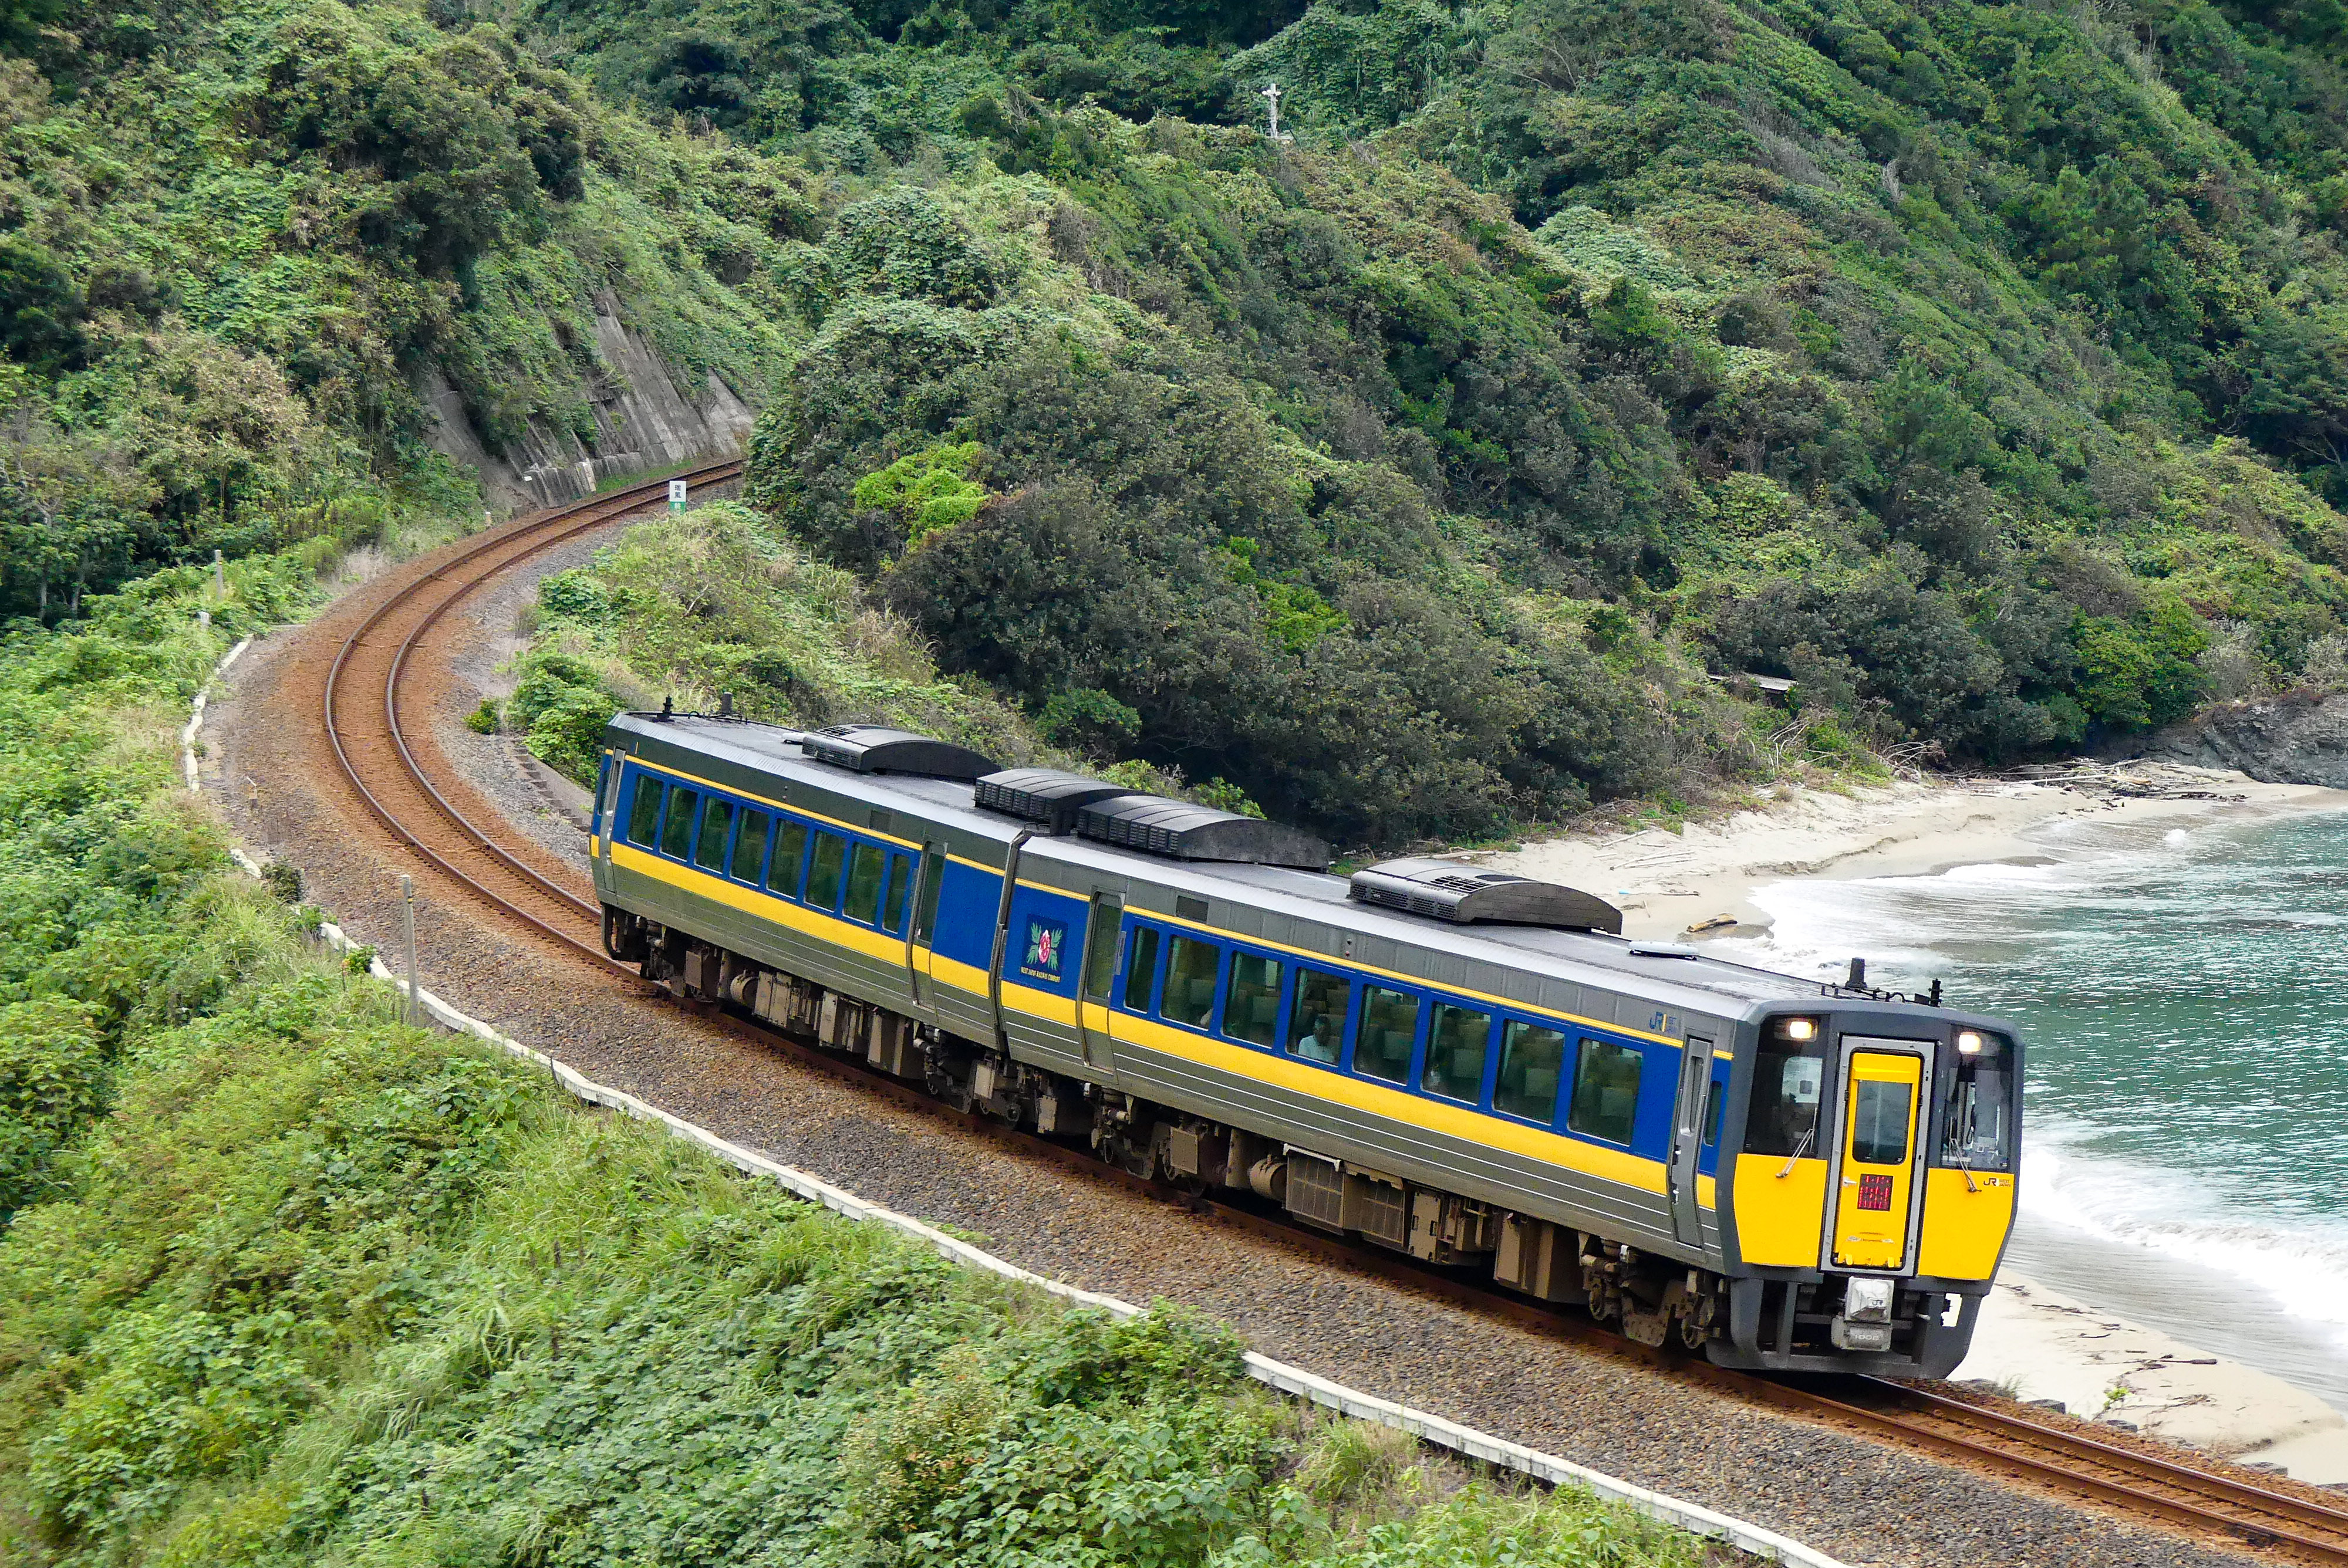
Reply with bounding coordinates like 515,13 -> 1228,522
615,843 -> 1684,1205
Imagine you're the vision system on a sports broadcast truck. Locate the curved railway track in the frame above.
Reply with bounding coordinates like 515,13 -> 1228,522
313,462 -> 2348,1567
321,461 -> 741,971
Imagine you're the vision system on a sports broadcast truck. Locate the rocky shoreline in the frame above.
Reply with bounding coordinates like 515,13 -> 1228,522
2138,691 -> 2348,789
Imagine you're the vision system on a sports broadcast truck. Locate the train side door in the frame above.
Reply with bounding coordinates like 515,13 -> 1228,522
594,754 -> 620,873
1078,894 -> 1123,1073
1667,1033 -> 1712,1246
907,842 -> 944,1026
1827,1037 -> 1931,1271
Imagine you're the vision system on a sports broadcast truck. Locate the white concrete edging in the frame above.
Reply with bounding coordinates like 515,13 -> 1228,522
181,635 -> 1847,1568
180,637 -> 251,793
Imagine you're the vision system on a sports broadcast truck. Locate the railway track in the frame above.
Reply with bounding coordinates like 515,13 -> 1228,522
320,461 -> 741,970
313,461 -> 2348,1567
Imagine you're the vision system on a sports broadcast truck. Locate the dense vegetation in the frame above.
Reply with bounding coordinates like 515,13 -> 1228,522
548,0 -> 2348,841
0,555 -> 1701,1567
11,0 -> 2348,846
492,500 -> 1257,806
0,0 -> 805,619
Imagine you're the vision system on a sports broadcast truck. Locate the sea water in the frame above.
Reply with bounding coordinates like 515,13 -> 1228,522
1718,806 -> 2348,1411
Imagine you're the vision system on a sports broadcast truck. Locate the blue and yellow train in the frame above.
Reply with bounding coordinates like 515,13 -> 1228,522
591,713 -> 2023,1376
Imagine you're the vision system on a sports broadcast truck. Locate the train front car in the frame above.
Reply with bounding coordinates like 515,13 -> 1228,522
1715,1003 -> 2022,1376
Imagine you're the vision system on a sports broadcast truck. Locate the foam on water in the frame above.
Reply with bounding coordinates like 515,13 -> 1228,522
1720,807 -> 2348,1405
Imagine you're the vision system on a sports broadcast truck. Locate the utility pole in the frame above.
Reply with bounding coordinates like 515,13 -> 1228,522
400,873 -> 419,1026
1260,82 -> 1293,143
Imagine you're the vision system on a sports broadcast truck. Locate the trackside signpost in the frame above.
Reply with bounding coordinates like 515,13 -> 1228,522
669,478 -> 687,512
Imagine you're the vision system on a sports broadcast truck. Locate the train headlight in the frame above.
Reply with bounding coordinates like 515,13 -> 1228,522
1956,1030 -> 1984,1055
1779,1018 -> 1818,1043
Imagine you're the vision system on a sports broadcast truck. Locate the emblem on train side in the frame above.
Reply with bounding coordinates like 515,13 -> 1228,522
1022,917 -> 1067,983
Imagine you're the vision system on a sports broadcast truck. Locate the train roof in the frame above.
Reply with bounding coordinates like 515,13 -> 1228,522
610,713 -> 1938,1026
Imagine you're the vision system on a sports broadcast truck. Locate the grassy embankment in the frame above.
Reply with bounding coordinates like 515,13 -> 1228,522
0,555 -> 1710,1566
483,498 -> 1265,807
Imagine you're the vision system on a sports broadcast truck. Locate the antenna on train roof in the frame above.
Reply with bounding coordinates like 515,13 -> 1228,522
1929,978 -> 1943,1007
717,691 -> 733,719
1844,956 -> 1866,991
659,693 -> 673,719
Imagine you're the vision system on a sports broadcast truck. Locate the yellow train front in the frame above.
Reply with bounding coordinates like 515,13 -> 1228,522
1711,1006 -> 2019,1373
588,714 -> 2023,1377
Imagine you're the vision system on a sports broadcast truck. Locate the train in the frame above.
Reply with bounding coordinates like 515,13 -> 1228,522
589,712 -> 2023,1376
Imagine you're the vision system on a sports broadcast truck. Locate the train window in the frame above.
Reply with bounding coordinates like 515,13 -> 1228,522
1942,1040 -> 2013,1172
694,798 -> 733,870
1423,1004 -> 1490,1102
1747,1039 -> 1826,1158
845,842 -> 886,925
626,776 -> 663,847
1495,1020 -> 1566,1123
1354,986 -> 1419,1084
1163,936 -> 1220,1029
731,809 -> 770,884
1222,953 -> 1282,1047
659,788 -> 699,859
768,820 -> 809,900
882,853 -> 913,934
1567,1038 -> 1642,1145
1289,968 -> 1348,1064
1850,1079 -> 1912,1166
914,846 -> 944,943
807,832 -> 846,910
1121,925 -> 1161,1012
1701,1078 -> 1724,1147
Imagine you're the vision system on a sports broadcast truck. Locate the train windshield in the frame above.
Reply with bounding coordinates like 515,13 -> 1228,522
1747,1036 -> 1825,1158
1941,1035 -> 2015,1172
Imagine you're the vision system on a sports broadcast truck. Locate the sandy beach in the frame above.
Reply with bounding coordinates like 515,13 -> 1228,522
1483,766 -> 2348,945
1476,765 -> 2348,1480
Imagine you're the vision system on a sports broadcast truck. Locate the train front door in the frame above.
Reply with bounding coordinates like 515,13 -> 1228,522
1827,1038 -> 1930,1271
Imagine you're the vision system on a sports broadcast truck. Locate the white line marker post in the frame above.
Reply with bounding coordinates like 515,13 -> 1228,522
401,873 -> 419,1026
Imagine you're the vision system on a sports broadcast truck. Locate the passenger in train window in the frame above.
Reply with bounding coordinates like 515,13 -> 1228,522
731,809 -> 770,884
627,777 -> 663,846
768,820 -> 809,899
1290,967 -> 1348,1063
694,798 -> 733,870
1223,953 -> 1281,1046
1423,1003 -> 1491,1101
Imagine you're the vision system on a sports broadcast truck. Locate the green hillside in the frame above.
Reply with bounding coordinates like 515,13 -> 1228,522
8,0 -> 2348,843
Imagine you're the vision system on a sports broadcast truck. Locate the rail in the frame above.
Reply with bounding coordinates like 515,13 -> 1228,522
320,461 -> 741,972
313,462 -> 2348,1567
